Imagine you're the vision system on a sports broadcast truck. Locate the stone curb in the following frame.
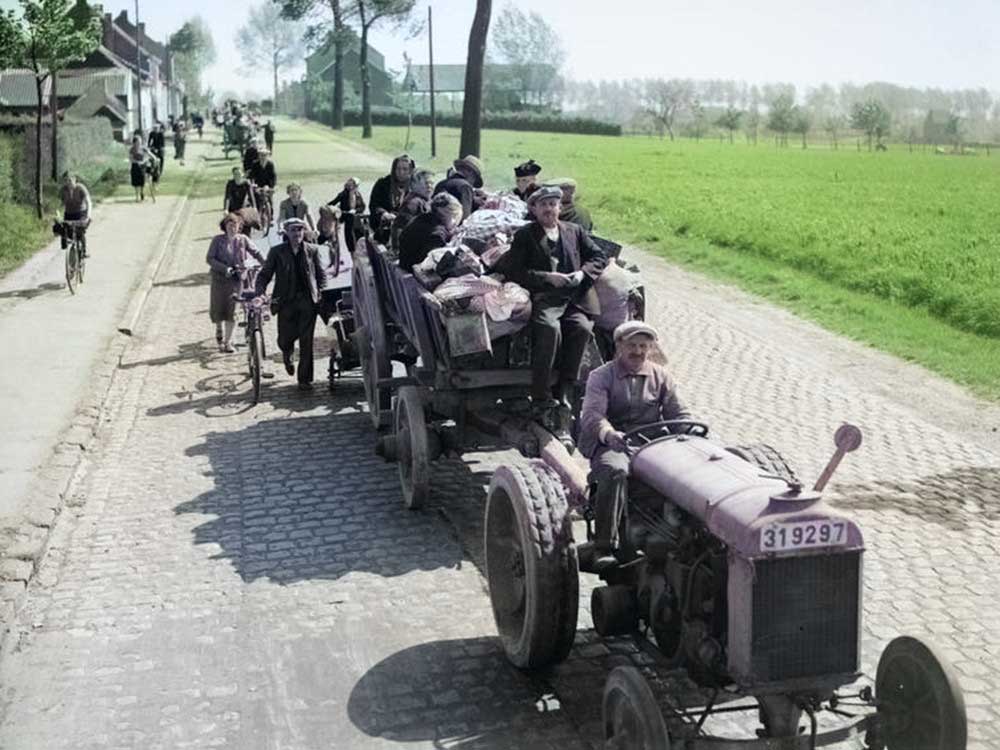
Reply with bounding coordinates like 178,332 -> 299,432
0,167 -> 201,650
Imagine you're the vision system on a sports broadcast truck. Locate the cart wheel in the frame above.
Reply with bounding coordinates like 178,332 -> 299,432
485,462 -> 578,669
352,256 -> 391,428
875,636 -> 967,750
394,386 -> 430,510
603,666 -> 671,750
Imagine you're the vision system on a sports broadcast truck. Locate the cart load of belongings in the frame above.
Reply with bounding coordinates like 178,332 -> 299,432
409,191 -> 641,357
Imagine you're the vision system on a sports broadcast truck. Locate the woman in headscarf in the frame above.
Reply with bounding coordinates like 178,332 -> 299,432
390,168 -> 434,251
369,154 -> 414,244
398,192 -> 463,273
128,135 -> 150,202
206,213 -> 266,352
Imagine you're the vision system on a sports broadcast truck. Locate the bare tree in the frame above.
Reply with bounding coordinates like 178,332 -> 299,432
236,2 -> 306,104
489,3 -> 563,107
459,0 -> 491,157
640,78 -> 692,140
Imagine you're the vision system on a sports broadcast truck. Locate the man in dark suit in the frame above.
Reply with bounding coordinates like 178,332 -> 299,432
148,124 -> 166,176
255,218 -> 326,390
495,186 -> 608,406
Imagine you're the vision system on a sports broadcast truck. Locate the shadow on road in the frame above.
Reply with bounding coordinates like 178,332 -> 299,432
0,281 -> 64,300
153,272 -> 210,288
832,464 -> 1000,530
173,377 -> 468,584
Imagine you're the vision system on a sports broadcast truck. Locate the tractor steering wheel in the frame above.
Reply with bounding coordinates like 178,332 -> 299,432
623,420 -> 710,450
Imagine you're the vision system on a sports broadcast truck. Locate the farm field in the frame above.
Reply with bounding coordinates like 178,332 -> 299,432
325,121 -> 1000,399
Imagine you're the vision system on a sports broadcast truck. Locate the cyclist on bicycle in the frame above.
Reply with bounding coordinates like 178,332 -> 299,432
59,172 -> 91,256
247,148 -> 277,229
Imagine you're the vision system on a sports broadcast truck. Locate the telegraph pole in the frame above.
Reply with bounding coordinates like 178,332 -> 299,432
134,0 -> 143,133
428,5 -> 436,158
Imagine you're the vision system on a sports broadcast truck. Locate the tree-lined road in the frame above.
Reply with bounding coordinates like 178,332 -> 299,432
1,119 -> 998,749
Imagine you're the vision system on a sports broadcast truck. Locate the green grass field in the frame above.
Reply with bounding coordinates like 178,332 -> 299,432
328,121 -> 1000,399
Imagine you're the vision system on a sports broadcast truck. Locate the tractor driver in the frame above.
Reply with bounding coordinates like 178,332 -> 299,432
579,321 -> 691,569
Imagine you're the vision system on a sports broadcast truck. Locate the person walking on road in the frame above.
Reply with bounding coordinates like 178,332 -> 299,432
148,123 -> 166,177
255,218 -> 326,390
129,135 -> 152,202
173,121 -> 188,165
263,120 -> 275,153
206,213 -> 266,353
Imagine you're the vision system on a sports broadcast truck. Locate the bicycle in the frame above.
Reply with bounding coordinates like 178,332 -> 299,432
61,219 -> 89,294
234,264 -> 271,404
251,184 -> 274,237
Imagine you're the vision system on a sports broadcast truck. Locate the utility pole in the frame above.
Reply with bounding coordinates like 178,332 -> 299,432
428,5 -> 436,158
134,0 -> 143,133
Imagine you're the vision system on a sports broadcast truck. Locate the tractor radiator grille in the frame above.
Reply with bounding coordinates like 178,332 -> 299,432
751,552 -> 860,682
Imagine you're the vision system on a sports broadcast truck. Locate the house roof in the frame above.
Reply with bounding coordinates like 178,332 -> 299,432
307,34 -> 385,78
66,78 -> 129,124
0,70 -> 48,108
58,70 -> 130,99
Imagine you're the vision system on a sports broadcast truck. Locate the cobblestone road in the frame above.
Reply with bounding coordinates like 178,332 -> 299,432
1,126 -> 999,749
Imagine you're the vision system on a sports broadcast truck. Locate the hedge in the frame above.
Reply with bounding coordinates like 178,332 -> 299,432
336,108 -> 621,136
0,134 -> 14,204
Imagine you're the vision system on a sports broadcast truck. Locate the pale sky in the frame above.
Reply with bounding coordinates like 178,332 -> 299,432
9,0 -> 999,98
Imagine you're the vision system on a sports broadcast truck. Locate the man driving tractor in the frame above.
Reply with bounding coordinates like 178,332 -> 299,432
579,321 -> 691,569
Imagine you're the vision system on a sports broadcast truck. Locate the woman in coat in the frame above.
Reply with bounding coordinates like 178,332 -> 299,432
206,213 -> 265,352
327,177 -> 366,254
369,154 -> 414,244
398,193 -> 463,272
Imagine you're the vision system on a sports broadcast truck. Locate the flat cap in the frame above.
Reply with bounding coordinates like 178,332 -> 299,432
526,185 -> 563,206
282,217 -> 308,230
613,320 -> 659,343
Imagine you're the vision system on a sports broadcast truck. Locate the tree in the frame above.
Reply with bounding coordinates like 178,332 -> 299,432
640,78 -> 693,140
850,98 -> 891,150
235,3 -> 306,105
944,112 -> 962,151
0,0 -> 100,218
353,0 -> 415,138
277,0 -> 352,130
791,108 -> 811,148
688,99 -> 707,141
489,3 -> 564,108
766,93 -> 795,146
459,0 -> 491,157
168,18 -> 216,115
823,114 -> 845,149
715,106 -> 743,143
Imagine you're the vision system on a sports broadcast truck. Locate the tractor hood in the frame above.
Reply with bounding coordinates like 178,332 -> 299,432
630,437 -> 864,557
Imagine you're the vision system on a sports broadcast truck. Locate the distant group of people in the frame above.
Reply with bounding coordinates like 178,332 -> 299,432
126,116 -> 197,202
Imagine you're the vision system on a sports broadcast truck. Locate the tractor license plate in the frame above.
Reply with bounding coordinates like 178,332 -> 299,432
760,519 -> 848,551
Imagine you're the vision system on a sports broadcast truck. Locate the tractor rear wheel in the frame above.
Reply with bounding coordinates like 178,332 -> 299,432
726,443 -> 799,485
485,462 -> 578,669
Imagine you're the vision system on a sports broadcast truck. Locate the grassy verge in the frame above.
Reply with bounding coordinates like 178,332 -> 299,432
328,122 -> 1000,400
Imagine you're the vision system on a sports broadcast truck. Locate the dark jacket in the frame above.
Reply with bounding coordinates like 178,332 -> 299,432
148,130 -> 165,151
328,189 -> 366,214
398,205 -> 452,272
495,220 -> 606,316
433,175 -> 481,220
247,159 -> 276,189
369,155 -> 413,237
255,241 -> 326,308
390,190 -> 431,249
243,144 -> 259,173
224,179 -> 252,212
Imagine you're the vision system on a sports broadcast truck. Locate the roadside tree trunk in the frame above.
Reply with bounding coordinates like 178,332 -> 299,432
34,76 -> 46,219
459,0 -> 491,158
358,3 -> 372,139
50,74 -> 59,182
272,50 -> 279,105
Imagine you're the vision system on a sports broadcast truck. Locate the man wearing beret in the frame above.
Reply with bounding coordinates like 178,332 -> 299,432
513,159 -> 542,201
495,185 -> 608,410
579,321 -> 691,568
255,218 -> 327,390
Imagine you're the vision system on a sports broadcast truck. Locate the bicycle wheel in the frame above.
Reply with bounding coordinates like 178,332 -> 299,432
77,242 -> 86,285
261,201 -> 272,237
250,327 -> 264,404
65,241 -> 78,294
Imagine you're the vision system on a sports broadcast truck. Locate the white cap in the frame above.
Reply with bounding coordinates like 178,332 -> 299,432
613,321 -> 658,343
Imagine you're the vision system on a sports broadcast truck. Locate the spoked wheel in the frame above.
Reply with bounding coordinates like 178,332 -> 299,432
603,666 -> 671,750
249,328 -> 264,405
65,243 -> 78,294
394,386 -> 430,510
351,251 -> 391,428
77,245 -> 86,285
485,462 -> 578,669
874,636 -> 967,750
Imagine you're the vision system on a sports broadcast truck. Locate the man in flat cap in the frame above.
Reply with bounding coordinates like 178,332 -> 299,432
513,159 -> 542,201
256,217 -> 327,390
579,321 -> 691,568
495,185 -> 608,411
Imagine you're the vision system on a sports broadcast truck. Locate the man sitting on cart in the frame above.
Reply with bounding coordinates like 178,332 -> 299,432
494,185 -> 608,411
578,321 -> 690,570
